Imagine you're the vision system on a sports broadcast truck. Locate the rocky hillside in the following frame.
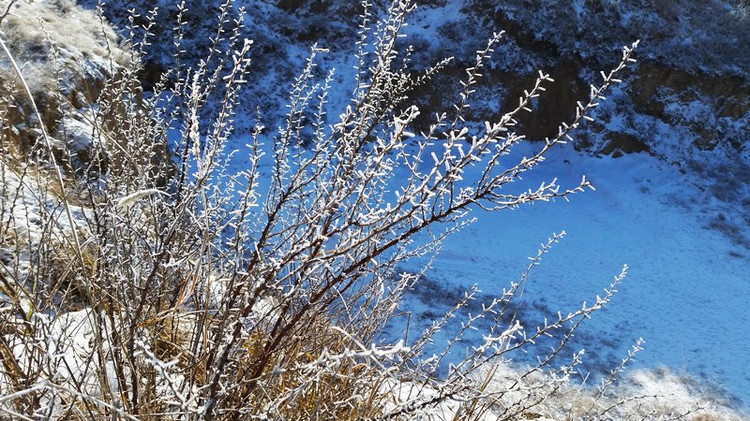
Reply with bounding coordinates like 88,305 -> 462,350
86,0 -> 749,154
88,0 -> 749,202
0,0 -> 129,176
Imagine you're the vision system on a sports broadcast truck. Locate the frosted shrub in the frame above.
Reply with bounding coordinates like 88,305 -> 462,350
4,0 -> 734,420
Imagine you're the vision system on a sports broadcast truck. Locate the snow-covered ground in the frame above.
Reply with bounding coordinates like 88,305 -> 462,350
395,140 -> 750,410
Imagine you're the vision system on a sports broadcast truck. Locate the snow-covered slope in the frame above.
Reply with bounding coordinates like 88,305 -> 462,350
397,141 -> 750,410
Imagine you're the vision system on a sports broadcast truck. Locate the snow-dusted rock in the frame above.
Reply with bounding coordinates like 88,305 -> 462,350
0,0 -> 133,177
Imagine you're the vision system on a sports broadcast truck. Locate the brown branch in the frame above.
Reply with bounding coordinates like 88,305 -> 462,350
0,0 -> 16,26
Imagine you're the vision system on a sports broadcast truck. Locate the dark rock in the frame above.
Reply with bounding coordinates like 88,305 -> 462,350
502,59 -> 587,140
601,132 -> 650,157
277,0 -> 306,12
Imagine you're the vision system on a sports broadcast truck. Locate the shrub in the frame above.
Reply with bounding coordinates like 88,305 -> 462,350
3,0 -> 737,420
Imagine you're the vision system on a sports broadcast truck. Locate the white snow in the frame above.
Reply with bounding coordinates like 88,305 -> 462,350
396,140 -> 750,410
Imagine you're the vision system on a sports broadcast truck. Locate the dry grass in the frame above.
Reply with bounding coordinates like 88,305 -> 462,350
0,0 -> 144,190
1,0 -> 128,74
